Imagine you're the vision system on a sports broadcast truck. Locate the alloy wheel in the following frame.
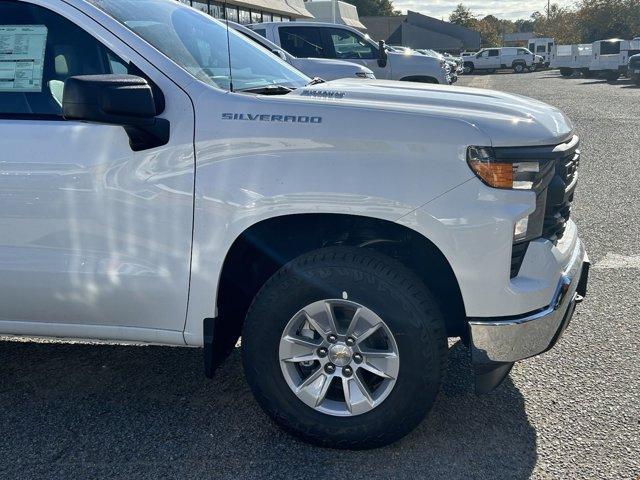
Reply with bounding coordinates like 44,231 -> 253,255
279,299 -> 400,417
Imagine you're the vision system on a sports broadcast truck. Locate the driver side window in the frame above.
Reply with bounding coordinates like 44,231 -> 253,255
328,28 -> 376,60
278,26 -> 325,58
0,1 -> 130,117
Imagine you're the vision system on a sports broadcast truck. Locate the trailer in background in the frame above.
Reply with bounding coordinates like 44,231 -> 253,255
528,37 -> 555,67
589,38 -> 640,81
551,44 -> 593,76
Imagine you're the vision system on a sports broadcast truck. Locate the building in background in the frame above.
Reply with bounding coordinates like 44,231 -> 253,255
361,11 -> 481,53
176,0 -> 313,23
304,0 -> 366,30
502,32 -> 535,47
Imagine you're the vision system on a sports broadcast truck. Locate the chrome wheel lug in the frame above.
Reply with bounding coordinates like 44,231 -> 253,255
327,334 -> 338,343
342,366 -> 353,377
345,336 -> 356,346
317,347 -> 328,358
324,363 -> 336,374
353,353 -> 363,364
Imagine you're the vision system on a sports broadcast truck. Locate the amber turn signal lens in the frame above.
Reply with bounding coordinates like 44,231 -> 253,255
468,160 -> 513,189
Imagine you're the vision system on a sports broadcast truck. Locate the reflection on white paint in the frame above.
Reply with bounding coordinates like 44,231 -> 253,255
594,253 -> 640,269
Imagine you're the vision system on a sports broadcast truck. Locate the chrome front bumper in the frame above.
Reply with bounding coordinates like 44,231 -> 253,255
469,241 -> 589,393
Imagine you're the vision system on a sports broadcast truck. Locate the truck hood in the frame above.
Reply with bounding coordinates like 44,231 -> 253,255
288,78 -> 574,146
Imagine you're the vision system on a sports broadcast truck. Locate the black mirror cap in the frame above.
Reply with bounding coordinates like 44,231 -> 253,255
63,74 -> 157,127
378,40 -> 388,68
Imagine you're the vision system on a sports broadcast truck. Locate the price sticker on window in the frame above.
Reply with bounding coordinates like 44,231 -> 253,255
0,25 -> 47,92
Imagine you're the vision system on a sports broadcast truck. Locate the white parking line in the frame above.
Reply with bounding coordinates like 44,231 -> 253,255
594,253 -> 640,269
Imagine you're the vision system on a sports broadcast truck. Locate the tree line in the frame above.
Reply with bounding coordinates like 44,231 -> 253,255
449,1 -> 640,47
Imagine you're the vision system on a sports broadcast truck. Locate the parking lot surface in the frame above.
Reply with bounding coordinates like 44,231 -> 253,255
1,71 -> 639,479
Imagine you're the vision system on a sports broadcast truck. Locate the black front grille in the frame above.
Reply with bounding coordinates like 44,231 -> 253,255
542,140 -> 580,243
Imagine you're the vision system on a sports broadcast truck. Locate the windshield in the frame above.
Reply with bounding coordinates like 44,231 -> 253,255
86,0 -> 309,91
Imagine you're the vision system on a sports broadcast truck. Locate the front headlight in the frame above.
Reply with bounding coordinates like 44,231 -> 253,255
467,146 -> 550,190
355,71 -> 375,79
467,145 -> 561,246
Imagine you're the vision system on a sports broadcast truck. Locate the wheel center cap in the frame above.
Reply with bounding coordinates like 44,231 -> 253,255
328,344 -> 353,367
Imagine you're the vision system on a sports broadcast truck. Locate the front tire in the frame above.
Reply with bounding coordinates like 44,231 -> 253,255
513,63 -> 525,73
560,68 -> 573,77
242,247 -> 447,449
604,70 -> 619,82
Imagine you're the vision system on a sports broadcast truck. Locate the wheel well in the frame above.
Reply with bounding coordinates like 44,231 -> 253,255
400,75 -> 439,84
213,214 -> 466,360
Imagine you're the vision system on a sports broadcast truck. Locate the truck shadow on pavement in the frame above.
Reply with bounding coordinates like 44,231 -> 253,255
0,339 -> 536,479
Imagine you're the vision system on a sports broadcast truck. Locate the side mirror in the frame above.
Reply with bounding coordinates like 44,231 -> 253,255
378,40 -> 388,67
272,49 -> 288,61
63,74 -> 169,151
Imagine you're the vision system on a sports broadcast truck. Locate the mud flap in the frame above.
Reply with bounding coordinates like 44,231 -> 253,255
203,317 -> 216,378
474,362 -> 514,394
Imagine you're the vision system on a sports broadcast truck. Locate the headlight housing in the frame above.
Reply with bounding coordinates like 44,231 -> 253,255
466,146 -> 553,191
467,145 -> 556,247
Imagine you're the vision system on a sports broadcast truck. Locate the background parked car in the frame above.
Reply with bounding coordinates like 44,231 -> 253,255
250,22 -> 451,84
414,49 -> 462,80
229,21 -> 376,81
464,47 -> 540,74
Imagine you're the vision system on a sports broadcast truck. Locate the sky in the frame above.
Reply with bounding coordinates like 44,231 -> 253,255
392,0 -> 577,21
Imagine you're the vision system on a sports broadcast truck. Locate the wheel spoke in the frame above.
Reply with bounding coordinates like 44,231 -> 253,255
342,375 -> 374,415
359,353 -> 399,380
355,323 -> 382,344
342,376 -> 374,415
279,335 -> 319,363
296,369 -> 332,407
302,301 -> 338,337
346,307 -> 383,344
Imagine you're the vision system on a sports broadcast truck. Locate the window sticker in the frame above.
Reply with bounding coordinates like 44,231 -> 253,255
0,25 -> 47,92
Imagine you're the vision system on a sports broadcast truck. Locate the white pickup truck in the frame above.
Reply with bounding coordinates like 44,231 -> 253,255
249,21 -> 451,85
463,47 -> 542,74
0,0 -> 589,449
229,21 -> 376,81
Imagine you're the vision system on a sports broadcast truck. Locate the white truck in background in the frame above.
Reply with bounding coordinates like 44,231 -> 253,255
551,44 -> 593,77
589,38 -> 640,81
528,37 -> 555,67
463,47 -> 542,74
229,21 -> 376,81
249,21 -> 451,84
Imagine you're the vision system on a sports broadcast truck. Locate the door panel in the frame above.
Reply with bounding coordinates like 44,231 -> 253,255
0,1 -> 195,334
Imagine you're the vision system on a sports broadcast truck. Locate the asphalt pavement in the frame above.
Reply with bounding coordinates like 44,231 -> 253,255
1,70 -> 639,479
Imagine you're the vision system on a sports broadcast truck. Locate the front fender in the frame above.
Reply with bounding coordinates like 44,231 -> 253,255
181,85 -> 487,343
